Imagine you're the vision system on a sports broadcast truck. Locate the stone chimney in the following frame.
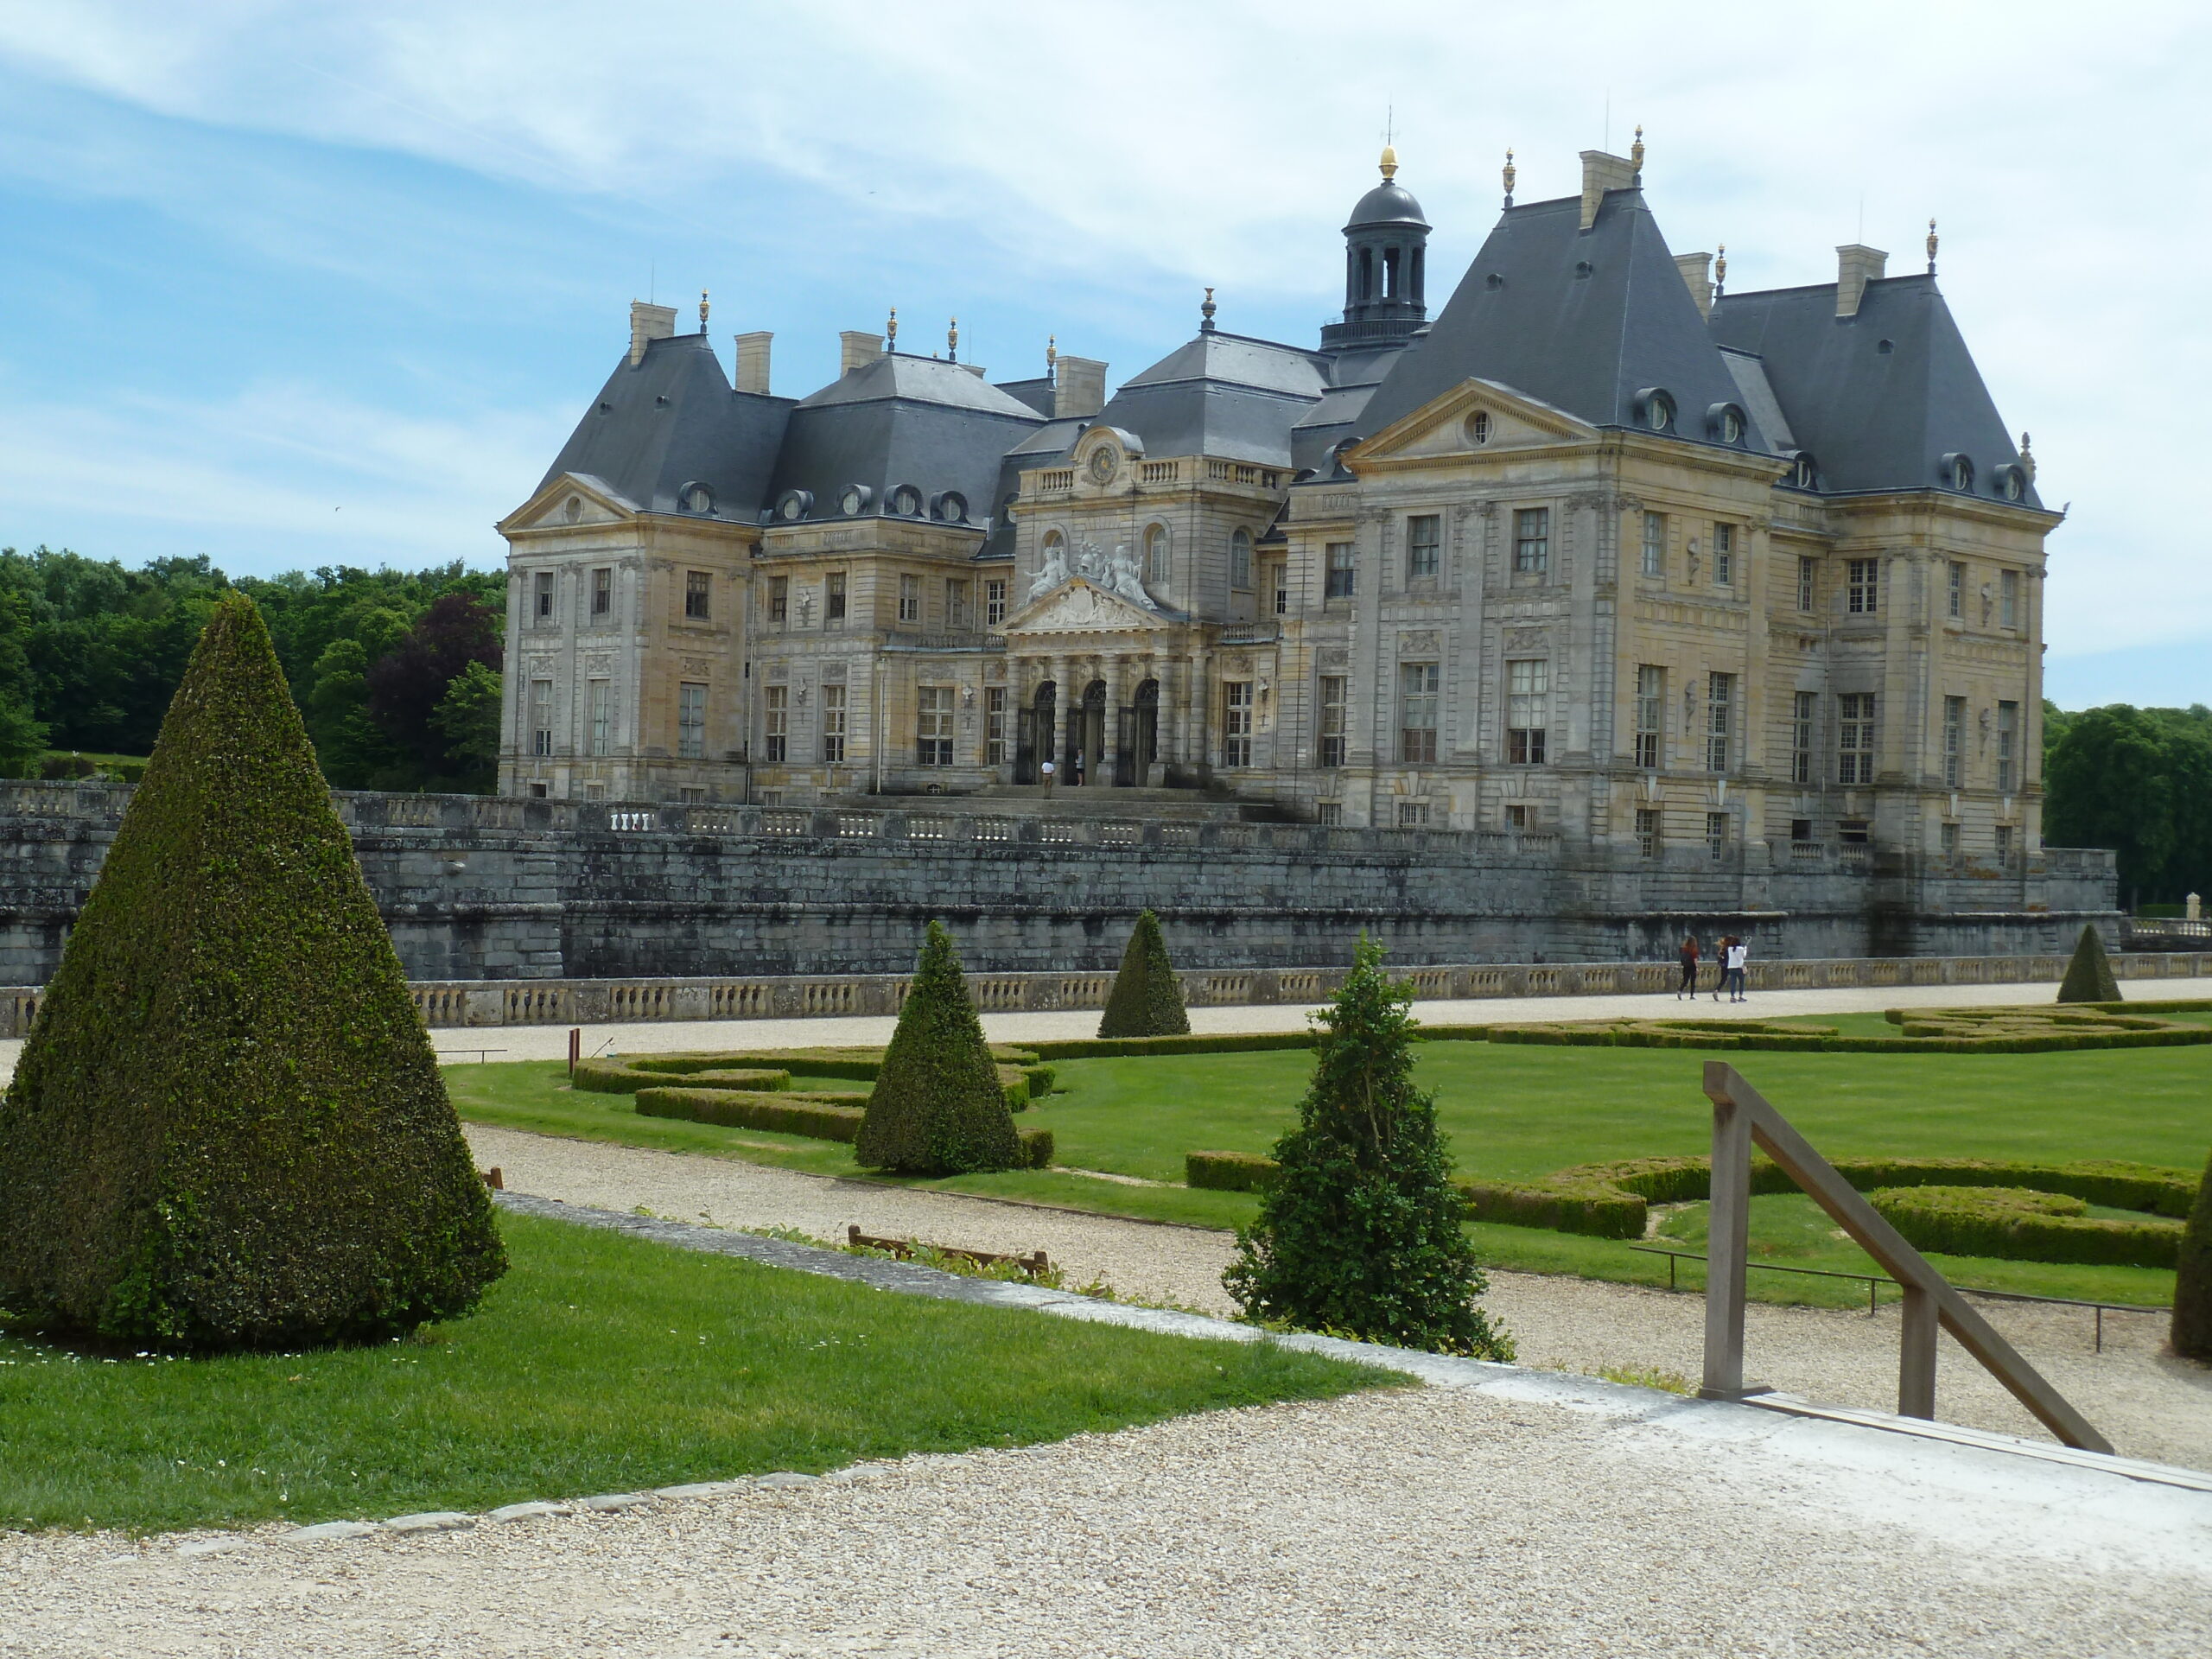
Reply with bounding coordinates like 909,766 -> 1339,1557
734,331 -> 772,395
1835,245 -> 1888,318
1053,355 -> 1108,419
1579,150 -> 1637,230
629,300 -> 678,365
1674,251 -> 1713,318
839,330 -> 884,376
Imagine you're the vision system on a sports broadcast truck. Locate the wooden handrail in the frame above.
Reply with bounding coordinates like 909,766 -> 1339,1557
1698,1061 -> 2111,1455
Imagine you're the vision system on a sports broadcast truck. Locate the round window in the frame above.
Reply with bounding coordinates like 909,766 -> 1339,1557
1466,410 -> 1491,446
890,485 -> 923,516
1645,393 -> 1674,432
838,485 -> 873,517
1721,408 -> 1742,443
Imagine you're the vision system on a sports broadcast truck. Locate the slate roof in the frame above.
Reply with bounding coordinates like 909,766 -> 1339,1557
1356,188 -> 1766,453
537,333 -> 791,520
1706,275 -> 2040,505
764,352 -> 1046,525
1095,331 -> 1332,469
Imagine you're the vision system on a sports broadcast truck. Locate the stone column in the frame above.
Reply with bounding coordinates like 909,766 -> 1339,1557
1103,652 -> 1126,785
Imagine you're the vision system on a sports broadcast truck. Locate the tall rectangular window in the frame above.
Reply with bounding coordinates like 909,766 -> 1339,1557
985,578 -> 1007,629
1792,690 -> 1817,785
1941,820 -> 1961,857
1642,512 -> 1666,577
1997,700 -> 2018,791
1943,696 -> 1965,788
1948,561 -> 1965,620
1636,807 -> 1662,858
762,684 -> 788,762
917,686 -> 954,766
946,579 -> 969,631
534,570 -> 555,620
1230,531 -> 1253,593
768,575 -> 789,626
1269,561 -> 1289,616
1325,542 -> 1356,600
1994,823 -> 2015,861
530,678 -> 554,757
821,684 -> 847,763
898,574 -> 921,625
1513,507 -> 1549,575
1706,672 -> 1734,772
1398,663 -> 1439,764
684,569 -> 710,620
1406,514 -> 1441,580
1838,692 -> 1876,785
2000,569 -> 2020,629
1798,556 -> 1817,613
1635,665 -> 1664,770
985,686 -> 1007,764
1400,801 -> 1432,829
1223,681 -> 1253,766
1712,523 -> 1734,587
1847,557 -> 1879,614
677,682 -> 707,759
1707,811 -> 1731,861
588,567 -> 613,619
1507,658 -> 1548,764
1318,676 -> 1347,767
826,571 -> 848,625
588,679 -> 612,757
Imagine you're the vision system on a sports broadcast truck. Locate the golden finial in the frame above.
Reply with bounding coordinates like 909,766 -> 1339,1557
1503,147 -> 1516,208
2020,431 -> 2035,482
1926,217 -> 1939,274
887,306 -> 898,350
948,316 -> 958,362
1200,285 -> 1217,332
1379,142 -> 1399,181
1046,334 -> 1057,378
1713,242 -> 1727,297
698,289 -> 709,333
1630,124 -> 1644,179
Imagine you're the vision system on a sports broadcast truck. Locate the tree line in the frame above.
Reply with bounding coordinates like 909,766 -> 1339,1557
0,547 -> 503,792
2044,701 -> 2212,910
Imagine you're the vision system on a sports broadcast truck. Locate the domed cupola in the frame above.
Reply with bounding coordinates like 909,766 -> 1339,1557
1322,145 -> 1432,351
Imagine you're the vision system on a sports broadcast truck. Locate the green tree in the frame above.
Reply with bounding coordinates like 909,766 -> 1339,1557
855,922 -> 1022,1175
2056,924 -> 2121,1003
1224,938 -> 1513,1358
1097,910 -> 1191,1039
0,594 -> 505,1350
2045,704 -> 2212,906
433,660 -> 504,789
305,639 -> 401,789
2174,1145 -> 2212,1360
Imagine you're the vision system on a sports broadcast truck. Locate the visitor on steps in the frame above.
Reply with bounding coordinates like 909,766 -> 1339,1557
1725,938 -> 1750,1002
1675,936 -> 1699,1000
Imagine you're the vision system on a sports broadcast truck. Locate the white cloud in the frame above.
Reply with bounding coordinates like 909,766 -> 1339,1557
1,1 -> 2208,656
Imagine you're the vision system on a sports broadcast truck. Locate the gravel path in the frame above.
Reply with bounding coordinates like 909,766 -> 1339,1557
7,1386 -> 2209,1657
468,1123 -> 2212,1472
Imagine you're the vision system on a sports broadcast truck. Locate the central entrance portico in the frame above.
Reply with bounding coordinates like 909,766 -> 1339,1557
1002,577 -> 1196,788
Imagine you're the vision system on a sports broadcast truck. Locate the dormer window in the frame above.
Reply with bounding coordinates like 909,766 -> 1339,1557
1634,388 -> 1675,432
889,483 -> 924,517
1790,453 -> 1819,490
774,489 -> 812,522
1466,410 -> 1492,445
1994,463 -> 2027,503
1706,402 -> 1747,445
838,484 -> 873,517
681,482 -> 715,514
1942,453 -> 1975,493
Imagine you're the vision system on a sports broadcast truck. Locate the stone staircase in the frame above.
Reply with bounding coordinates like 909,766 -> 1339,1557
836,784 -> 1306,824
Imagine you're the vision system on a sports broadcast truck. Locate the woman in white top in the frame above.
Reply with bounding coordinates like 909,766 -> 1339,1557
1725,938 -> 1750,1002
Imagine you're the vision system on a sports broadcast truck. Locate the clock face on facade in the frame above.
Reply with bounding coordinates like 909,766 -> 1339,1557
1087,443 -> 1118,484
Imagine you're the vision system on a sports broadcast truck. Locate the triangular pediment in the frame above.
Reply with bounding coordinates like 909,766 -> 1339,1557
1351,378 -> 1600,467
1002,577 -> 1172,635
499,473 -> 639,535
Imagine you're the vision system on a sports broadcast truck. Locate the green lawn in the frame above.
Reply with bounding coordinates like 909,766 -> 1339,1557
0,1212 -> 1389,1535
446,1034 -> 2205,1309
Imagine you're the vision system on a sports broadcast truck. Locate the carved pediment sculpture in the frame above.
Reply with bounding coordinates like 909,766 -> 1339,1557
1005,578 -> 1168,636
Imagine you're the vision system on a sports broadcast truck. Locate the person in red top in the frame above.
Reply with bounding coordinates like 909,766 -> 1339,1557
1676,936 -> 1700,1000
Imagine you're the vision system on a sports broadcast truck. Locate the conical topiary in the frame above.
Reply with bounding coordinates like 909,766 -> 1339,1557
855,921 -> 1022,1174
1097,910 -> 1191,1039
1224,937 -> 1514,1359
2174,1145 -> 2212,1360
2056,923 -> 2121,1003
0,594 -> 505,1350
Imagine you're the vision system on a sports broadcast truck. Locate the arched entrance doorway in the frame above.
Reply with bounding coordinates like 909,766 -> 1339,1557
1117,678 -> 1160,786
1065,680 -> 1107,786
1016,680 -> 1055,784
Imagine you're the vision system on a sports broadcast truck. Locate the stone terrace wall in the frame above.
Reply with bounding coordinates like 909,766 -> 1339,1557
0,784 -> 2120,988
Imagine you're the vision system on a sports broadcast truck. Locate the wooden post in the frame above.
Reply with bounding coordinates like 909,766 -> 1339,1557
568,1027 -> 581,1075
1700,1062 -> 1752,1399
1898,1284 -> 1937,1419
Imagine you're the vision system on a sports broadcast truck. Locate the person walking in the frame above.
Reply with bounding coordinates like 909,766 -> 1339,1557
1725,936 -> 1751,1002
1711,936 -> 1732,1002
1675,935 -> 1700,1000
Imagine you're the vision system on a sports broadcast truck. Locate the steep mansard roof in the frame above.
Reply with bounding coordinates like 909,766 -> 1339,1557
537,333 -> 791,521
1357,188 -> 1767,451
1706,274 -> 2042,505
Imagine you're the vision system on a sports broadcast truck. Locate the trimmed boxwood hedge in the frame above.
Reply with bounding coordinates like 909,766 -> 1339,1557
1187,1150 -> 1283,1193
576,1052 -> 1044,1109
636,1087 -> 868,1140
1098,910 -> 1192,1039
1484,1008 -> 2212,1055
1027,1032 -> 1320,1060
575,1059 -> 791,1095
1868,1185 -> 2183,1269
855,923 -> 1025,1174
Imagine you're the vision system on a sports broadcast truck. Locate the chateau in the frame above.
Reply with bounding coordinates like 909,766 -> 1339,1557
497,139 -> 2054,870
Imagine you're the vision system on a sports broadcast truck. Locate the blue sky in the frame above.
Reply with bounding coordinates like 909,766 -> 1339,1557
0,1 -> 2205,707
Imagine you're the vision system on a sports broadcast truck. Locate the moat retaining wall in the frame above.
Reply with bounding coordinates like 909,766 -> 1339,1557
0,785 -> 2119,986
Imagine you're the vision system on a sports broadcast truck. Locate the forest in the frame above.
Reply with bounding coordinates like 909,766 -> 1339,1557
0,546 -> 502,792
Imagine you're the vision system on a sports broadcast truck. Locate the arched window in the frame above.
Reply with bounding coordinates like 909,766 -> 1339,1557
1382,246 -> 1400,298
1230,527 -> 1253,592
1144,524 -> 1169,586
1358,248 -> 1374,302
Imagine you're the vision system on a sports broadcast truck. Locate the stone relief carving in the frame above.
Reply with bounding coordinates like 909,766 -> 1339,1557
1506,626 -> 1547,652
1015,582 -> 1160,634
678,656 -> 712,676
1400,630 -> 1441,655
1319,646 -> 1350,667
